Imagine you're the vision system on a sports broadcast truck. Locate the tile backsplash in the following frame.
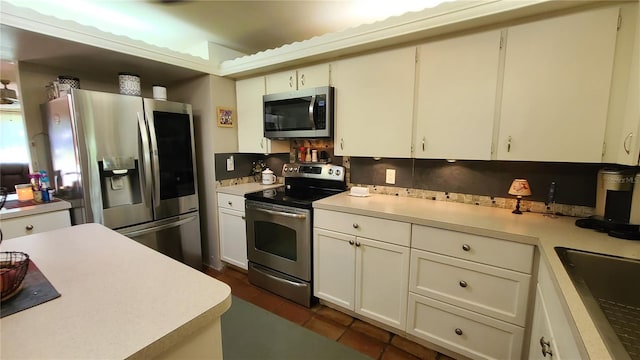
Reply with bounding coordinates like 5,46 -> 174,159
214,146 -> 638,218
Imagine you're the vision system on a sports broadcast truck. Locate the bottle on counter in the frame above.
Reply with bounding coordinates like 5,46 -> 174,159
299,147 -> 306,162
306,147 -> 311,162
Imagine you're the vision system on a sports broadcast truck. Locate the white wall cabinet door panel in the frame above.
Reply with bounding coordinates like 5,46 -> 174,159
356,237 -> 410,330
236,77 -> 289,154
497,7 -> 619,162
414,30 -> 502,160
332,46 -> 416,158
313,228 -> 356,310
297,64 -> 330,90
265,70 -> 297,94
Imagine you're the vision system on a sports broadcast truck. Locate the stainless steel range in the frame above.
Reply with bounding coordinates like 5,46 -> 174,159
244,163 -> 346,307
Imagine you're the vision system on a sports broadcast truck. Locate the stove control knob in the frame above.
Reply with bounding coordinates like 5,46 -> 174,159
328,169 -> 333,175
336,170 -> 341,176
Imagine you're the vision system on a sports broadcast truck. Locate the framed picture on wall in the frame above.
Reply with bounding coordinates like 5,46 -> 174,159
217,107 -> 234,127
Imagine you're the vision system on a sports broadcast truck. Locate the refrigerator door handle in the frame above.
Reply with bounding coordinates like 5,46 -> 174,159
119,215 -> 197,237
145,110 -> 161,206
137,112 -> 153,210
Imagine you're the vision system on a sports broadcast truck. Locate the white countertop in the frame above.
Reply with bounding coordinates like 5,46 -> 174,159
0,223 -> 231,359
314,192 -> 640,360
216,182 -> 283,196
0,196 -> 71,220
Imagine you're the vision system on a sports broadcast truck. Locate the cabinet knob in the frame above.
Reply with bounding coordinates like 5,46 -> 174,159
352,223 -> 359,229
539,336 -> 553,357
228,201 -> 233,206
455,328 -> 463,336
459,280 -> 468,288
25,224 -> 34,231
355,241 -> 361,247
241,216 -> 246,220
462,244 -> 471,252
349,240 -> 355,246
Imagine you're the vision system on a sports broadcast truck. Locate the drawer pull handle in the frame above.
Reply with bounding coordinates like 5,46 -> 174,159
349,240 -> 355,246
352,223 -> 359,229
540,336 -> 553,357
25,224 -> 34,231
455,328 -> 463,336
459,280 -> 468,288
462,244 -> 471,251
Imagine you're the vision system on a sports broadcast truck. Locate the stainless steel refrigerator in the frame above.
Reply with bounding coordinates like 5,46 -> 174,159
44,89 -> 202,269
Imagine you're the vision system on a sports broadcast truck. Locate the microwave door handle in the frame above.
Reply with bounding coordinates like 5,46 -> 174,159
308,95 -> 316,130
137,112 -> 153,210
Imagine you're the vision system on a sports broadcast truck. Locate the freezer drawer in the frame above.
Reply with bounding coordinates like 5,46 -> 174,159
118,212 -> 202,269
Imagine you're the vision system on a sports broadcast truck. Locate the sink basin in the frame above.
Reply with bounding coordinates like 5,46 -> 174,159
555,247 -> 640,360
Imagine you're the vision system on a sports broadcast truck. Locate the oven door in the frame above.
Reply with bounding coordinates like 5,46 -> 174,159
245,200 -> 311,281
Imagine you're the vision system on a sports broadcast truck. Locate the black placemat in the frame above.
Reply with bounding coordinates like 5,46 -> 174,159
1,261 -> 61,318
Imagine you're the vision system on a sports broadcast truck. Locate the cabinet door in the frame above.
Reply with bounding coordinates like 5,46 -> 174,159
332,47 -> 416,157
236,77 -> 289,154
414,30 -> 502,160
1,210 -> 71,239
313,228 -> 356,310
218,207 -> 248,270
356,237 -> 410,330
265,70 -> 297,94
497,7 -> 619,162
528,285 -> 559,360
297,64 -> 330,90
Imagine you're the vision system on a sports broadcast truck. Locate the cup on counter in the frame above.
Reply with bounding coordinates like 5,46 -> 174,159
15,184 -> 33,201
311,150 -> 318,162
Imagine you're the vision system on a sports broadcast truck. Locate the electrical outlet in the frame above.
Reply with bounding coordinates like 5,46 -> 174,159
385,169 -> 396,184
226,156 -> 234,171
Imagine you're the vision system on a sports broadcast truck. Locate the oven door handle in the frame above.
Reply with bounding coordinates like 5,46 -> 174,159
252,207 -> 307,219
253,265 -> 307,288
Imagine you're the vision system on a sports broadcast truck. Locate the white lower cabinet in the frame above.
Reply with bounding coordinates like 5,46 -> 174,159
1,210 -> 71,239
314,210 -> 411,330
217,193 -> 248,270
528,258 -> 584,359
407,293 -> 525,360
408,224 -> 533,359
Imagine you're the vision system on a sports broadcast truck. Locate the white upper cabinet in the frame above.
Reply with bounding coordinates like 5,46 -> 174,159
332,46 -> 416,158
414,30 -> 502,160
496,7 -> 620,162
265,64 -> 330,94
603,3 -> 639,166
236,76 -> 289,154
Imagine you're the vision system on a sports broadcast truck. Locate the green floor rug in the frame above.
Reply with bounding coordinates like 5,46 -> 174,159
221,296 -> 372,360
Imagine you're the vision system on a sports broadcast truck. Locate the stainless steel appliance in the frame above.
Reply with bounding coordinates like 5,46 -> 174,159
245,163 -> 346,307
575,168 -> 640,240
263,86 -> 334,139
44,89 -> 202,268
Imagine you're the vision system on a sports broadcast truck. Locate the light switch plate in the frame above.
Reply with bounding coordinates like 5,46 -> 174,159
226,156 -> 234,171
385,169 -> 396,184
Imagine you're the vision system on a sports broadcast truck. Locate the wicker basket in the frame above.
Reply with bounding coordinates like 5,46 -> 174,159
0,252 -> 30,301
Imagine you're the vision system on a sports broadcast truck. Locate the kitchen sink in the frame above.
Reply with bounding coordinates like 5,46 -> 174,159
555,247 -> 640,360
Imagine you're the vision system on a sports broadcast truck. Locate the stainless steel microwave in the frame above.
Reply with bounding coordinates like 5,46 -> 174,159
263,86 -> 334,139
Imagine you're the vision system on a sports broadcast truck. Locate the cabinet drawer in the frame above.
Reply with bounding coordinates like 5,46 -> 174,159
315,209 -> 410,246
217,193 -> 245,212
407,293 -> 524,360
412,224 -> 533,273
1,210 -> 71,239
410,249 -> 531,326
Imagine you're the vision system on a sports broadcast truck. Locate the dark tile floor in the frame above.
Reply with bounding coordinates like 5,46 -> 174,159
205,266 -> 456,360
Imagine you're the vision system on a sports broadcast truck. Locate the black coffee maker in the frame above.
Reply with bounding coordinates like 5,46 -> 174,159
576,169 -> 640,240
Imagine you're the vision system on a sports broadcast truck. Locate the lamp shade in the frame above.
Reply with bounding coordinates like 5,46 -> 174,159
508,179 -> 532,197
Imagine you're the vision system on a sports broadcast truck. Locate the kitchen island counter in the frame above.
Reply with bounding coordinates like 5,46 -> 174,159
314,192 -> 640,360
0,223 -> 231,359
